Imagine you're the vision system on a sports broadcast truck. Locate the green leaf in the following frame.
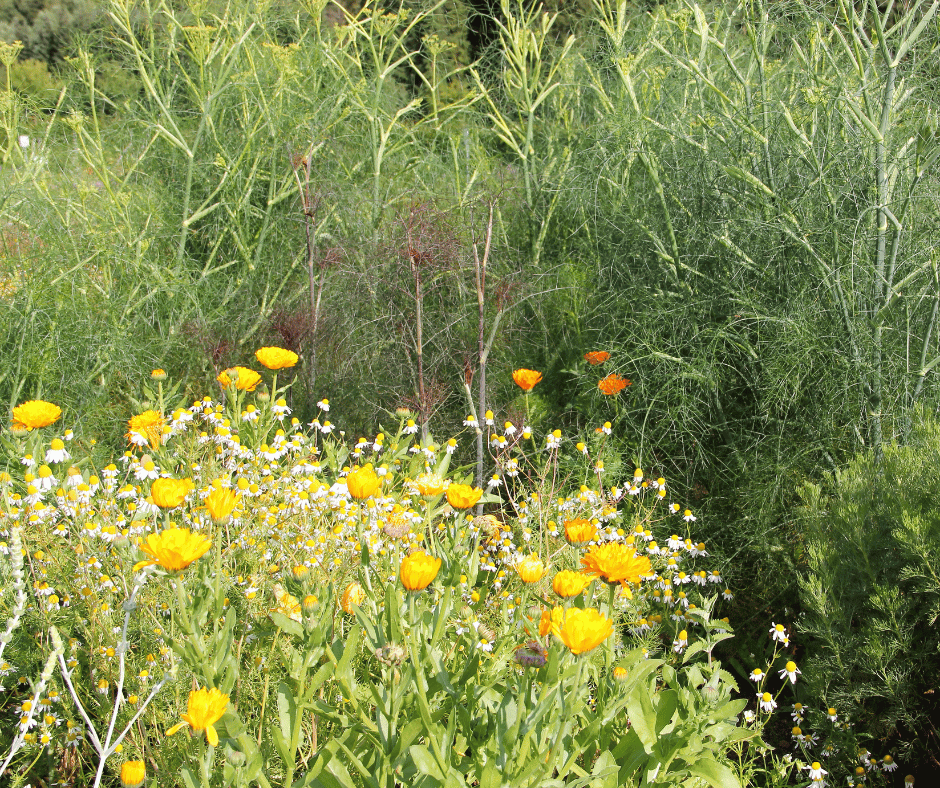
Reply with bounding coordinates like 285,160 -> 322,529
270,611 -> 304,638
409,745 -> 445,781
686,757 -> 741,788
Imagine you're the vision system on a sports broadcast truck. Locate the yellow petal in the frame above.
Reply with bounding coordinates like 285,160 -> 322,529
206,723 -> 219,747
166,722 -> 188,736
133,559 -> 157,573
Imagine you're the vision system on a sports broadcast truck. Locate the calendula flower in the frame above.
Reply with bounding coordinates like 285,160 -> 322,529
412,473 -> 445,497
150,368 -> 167,381
204,487 -> 238,523
516,553 -> 545,583
538,607 -> 564,637
11,400 -> 61,431
446,483 -> 482,509
341,582 -> 367,615
598,373 -> 630,395
346,465 -> 380,499
134,527 -> 211,572
120,760 -> 146,788
581,543 -> 651,586
255,346 -> 298,370
512,368 -> 542,391
217,367 -> 262,392
556,608 -> 613,655
552,570 -> 592,598
149,477 -> 195,509
584,351 -> 610,365
400,550 -> 441,591
127,410 -> 165,450
563,518 -> 596,544
166,687 -> 229,747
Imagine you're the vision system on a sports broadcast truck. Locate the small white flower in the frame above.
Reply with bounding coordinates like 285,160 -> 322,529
770,622 -> 788,642
778,660 -> 801,684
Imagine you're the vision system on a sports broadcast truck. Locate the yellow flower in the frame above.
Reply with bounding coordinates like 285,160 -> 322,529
556,607 -> 613,655
598,373 -> 630,395
399,550 -> 441,591
552,570 -> 592,598
149,478 -> 195,509
538,607 -> 564,637
120,759 -> 146,788
341,582 -> 367,614
127,410 -> 165,450
346,465 -> 380,499
166,687 -> 229,747
150,368 -> 167,381
412,473 -> 446,497
255,346 -> 299,370
134,527 -> 211,572
217,366 -> 262,391
512,368 -> 542,391
516,553 -> 545,583
446,483 -> 483,510
204,487 -> 238,523
563,518 -> 596,544
11,400 -> 61,431
581,543 -> 651,586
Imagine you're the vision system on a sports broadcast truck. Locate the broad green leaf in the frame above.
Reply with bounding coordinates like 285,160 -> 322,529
409,745 -> 445,781
687,757 -> 741,788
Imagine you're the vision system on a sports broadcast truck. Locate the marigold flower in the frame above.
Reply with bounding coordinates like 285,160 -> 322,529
204,487 -> 238,522
149,477 -> 195,509
563,518 -> 596,544
412,473 -> 446,497
341,582 -> 367,614
272,584 -> 302,622
346,465 -> 380,499
399,550 -> 441,591
150,368 -> 167,381
581,543 -> 651,586
255,346 -> 299,370
538,607 -> 564,637
584,351 -> 610,365
512,368 -> 542,392
134,527 -> 211,572
217,366 -> 262,391
127,410 -> 165,450
166,687 -> 229,747
446,483 -> 483,509
556,607 -> 613,655
11,400 -> 61,431
516,553 -> 545,583
119,760 -> 146,788
598,373 -> 630,395
552,570 -> 592,598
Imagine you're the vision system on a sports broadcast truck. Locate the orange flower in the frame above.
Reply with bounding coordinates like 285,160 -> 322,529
556,607 -> 613,655
204,486 -> 238,522
255,346 -> 298,370
581,543 -> 651,586
563,518 -> 596,544
584,351 -> 610,365
516,553 -> 545,583
598,373 -> 630,395
127,410 -> 165,450
166,687 -> 229,747
217,366 -> 261,391
11,400 -> 61,431
400,550 -> 441,591
446,483 -> 483,510
341,582 -> 367,614
538,607 -> 564,637
149,478 -> 195,509
346,465 -> 380,499
552,570 -> 592,598
120,760 -> 146,788
134,527 -> 211,572
512,368 -> 542,392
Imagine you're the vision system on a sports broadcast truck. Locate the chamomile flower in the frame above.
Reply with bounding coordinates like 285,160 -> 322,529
779,660 -> 801,684
758,692 -> 776,712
